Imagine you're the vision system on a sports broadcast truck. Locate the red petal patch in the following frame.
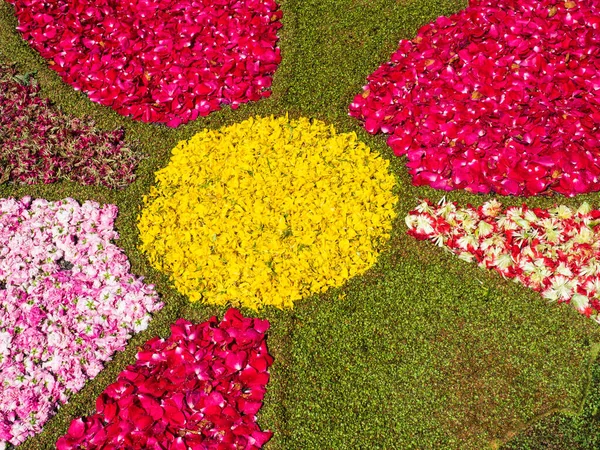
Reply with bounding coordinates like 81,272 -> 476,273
56,309 -> 274,449
7,0 -> 282,127
349,0 -> 600,197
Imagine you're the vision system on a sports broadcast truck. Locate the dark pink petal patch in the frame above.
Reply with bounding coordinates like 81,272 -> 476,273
7,0 -> 282,127
349,0 -> 600,197
56,308 -> 274,449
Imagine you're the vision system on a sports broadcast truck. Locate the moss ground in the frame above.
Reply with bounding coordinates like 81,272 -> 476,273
502,356 -> 600,450
1,0 -> 600,448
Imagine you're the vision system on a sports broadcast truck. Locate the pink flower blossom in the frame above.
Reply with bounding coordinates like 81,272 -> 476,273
0,197 -> 162,447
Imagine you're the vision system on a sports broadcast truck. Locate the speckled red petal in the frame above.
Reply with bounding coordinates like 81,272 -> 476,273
7,0 -> 282,127
350,0 -> 600,197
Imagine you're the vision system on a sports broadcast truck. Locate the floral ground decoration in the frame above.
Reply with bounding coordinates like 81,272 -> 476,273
406,198 -> 600,322
56,308 -> 273,450
0,197 -> 163,447
349,0 -> 600,197
7,0 -> 282,127
0,63 -> 141,188
137,115 -> 398,310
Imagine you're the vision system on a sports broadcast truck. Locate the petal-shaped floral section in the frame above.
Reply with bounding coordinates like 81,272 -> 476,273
137,115 -> 398,310
56,308 -> 273,449
7,0 -> 282,127
0,63 -> 142,188
406,198 -> 600,322
349,0 -> 600,197
0,197 -> 162,447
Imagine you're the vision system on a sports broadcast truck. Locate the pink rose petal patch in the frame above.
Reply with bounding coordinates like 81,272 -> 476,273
406,198 -> 600,322
7,0 -> 282,127
56,309 -> 274,450
350,0 -> 600,197
0,197 -> 162,447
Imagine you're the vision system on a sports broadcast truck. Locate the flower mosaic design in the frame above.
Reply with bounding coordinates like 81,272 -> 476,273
7,0 -> 600,445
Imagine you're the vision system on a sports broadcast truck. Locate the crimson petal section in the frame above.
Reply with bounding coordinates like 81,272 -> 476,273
8,0 -> 282,127
350,0 -> 600,197
56,309 -> 274,449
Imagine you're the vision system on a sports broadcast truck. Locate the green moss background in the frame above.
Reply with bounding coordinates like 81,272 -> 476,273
503,356 -> 600,450
1,0 -> 600,448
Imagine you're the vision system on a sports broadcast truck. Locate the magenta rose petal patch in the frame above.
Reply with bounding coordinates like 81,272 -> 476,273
406,199 -> 600,322
56,308 -> 274,450
0,197 -> 162,447
7,0 -> 282,128
349,0 -> 600,197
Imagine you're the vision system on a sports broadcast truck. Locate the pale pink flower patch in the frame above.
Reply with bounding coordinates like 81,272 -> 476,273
56,309 -> 273,450
0,197 -> 162,447
406,199 -> 600,322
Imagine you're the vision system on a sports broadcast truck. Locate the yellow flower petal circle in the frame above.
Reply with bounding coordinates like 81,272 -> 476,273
137,115 -> 398,309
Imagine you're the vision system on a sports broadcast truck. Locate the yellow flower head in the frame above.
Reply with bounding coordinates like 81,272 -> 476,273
137,115 -> 398,310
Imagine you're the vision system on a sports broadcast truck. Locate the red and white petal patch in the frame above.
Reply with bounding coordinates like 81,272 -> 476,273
406,199 -> 600,321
